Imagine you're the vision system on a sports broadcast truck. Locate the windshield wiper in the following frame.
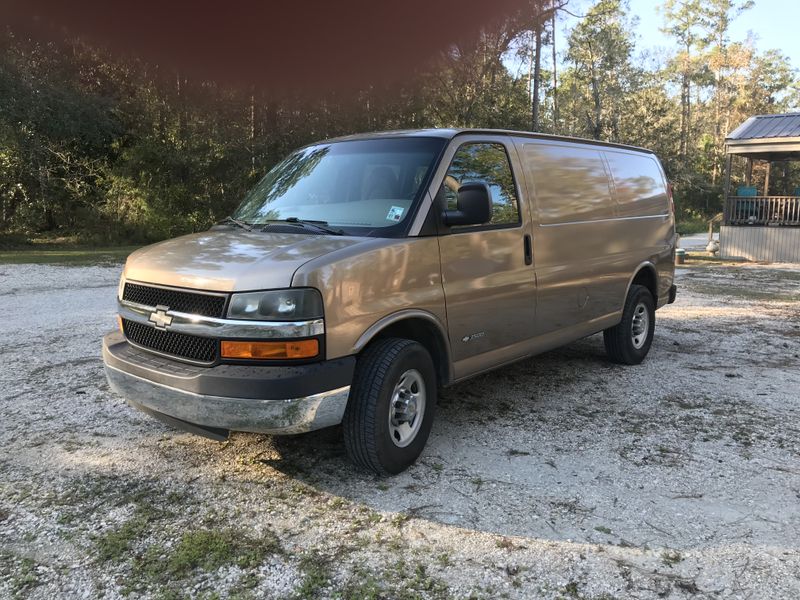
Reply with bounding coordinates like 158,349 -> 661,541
218,216 -> 253,231
262,217 -> 344,236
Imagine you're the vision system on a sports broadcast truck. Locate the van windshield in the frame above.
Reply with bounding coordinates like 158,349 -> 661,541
233,137 -> 446,236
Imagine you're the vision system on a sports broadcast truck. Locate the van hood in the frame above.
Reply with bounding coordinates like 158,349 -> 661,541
123,230 -> 368,292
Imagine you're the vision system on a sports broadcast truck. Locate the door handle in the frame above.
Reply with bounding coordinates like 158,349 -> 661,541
523,234 -> 532,266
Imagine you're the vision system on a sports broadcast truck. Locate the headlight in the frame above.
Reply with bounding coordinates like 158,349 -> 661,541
227,289 -> 323,321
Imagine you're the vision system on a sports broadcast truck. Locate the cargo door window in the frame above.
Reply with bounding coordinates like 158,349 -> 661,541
441,142 -> 520,227
524,143 -> 614,224
605,152 -> 669,217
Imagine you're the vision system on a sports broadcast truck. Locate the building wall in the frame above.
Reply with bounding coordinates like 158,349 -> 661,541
720,226 -> 800,262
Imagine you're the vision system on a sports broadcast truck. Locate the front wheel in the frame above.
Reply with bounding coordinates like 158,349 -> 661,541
603,284 -> 655,365
343,338 -> 437,475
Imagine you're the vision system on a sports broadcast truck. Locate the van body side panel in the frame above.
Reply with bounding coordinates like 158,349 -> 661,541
519,139 -> 625,336
518,139 -> 676,343
602,149 -> 676,306
291,237 -> 448,361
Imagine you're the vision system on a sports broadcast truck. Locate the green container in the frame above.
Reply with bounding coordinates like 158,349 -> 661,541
737,186 -> 758,197
675,248 -> 686,265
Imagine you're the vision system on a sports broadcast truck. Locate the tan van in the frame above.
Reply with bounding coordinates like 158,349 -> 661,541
103,129 -> 677,474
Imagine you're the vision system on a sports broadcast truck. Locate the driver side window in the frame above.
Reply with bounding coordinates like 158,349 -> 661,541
441,142 -> 520,227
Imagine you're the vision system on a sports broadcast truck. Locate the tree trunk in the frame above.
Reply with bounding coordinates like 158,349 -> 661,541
551,7 -> 559,132
589,54 -> 602,139
531,22 -> 543,131
249,92 -> 255,172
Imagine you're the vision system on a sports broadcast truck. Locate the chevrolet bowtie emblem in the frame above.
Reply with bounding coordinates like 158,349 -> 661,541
148,305 -> 173,330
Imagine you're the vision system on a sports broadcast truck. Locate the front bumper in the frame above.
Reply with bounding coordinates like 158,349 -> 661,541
102,331 -> 355,436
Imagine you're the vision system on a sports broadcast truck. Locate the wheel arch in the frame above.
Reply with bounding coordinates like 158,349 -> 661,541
353,310 -> 453,387
625,262 -> 659,305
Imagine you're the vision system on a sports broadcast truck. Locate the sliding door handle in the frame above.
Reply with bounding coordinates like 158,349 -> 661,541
523,234 -> 532,266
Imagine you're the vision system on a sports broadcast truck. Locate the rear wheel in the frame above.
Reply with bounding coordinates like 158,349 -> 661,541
603,284 -> 655,365
343,338 -> 437,475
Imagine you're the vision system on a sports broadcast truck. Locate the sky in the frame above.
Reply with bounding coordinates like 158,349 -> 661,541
561,0 -> 800,70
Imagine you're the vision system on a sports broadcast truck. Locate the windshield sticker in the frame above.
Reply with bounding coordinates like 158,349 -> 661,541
386,206 -> 404,222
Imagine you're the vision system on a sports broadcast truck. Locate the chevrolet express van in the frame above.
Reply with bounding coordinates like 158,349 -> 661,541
103,129 -> 677,474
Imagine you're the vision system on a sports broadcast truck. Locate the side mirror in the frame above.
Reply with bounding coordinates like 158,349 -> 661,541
442,182 -> 492,227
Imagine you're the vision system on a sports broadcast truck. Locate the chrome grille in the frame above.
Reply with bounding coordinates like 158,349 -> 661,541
122,283 -> 226,318
122,318 -> 218,363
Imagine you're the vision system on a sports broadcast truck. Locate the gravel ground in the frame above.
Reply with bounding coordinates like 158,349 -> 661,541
0,259 -> 799,599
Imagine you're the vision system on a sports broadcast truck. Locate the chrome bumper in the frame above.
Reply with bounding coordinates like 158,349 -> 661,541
102,332 -> 353,435
105,363 -> 350,434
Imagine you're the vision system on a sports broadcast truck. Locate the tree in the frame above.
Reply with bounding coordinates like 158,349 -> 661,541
422,21 -> 530,129
700,0 -> 754,183
564,0 -> 637,141
660,0 -> 708,161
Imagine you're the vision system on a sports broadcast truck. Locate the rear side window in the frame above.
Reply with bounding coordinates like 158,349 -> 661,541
523,143 -> 614,224
605,152 -> 669,217
441,142 -> 520,227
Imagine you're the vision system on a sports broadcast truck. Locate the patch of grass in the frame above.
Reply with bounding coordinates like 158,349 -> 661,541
0,553 -> 42,597
123,528 -> 281,598
662,550 -> 683,567
95,512 -> 153,562
662,394 -> 703,410
676,218 -> 710,235
496,537 -> 516,550
230,572 -> 261,596
82,477 -> 281,596
594,525 -> 612,535
135,528 -> 280,584
732,427 -> 754,448
0,246 -> 138,265
294,552 -> 331,599
407,563 -> 450,597
329,497 -> 346,509
92,486 -> 178,562
336,567 -> 384,600
506,449 -> 531,457
562,580 -> 581,598
390,512 -> 410,528
334,562 -> 450,600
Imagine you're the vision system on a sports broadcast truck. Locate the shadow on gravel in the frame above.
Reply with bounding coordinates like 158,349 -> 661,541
241,317 -> 800,551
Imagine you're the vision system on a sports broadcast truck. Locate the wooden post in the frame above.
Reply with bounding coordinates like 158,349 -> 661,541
784,161 -> 789,196
745,157 -> 753,186
722,152 -> 733,224
764,161 -> 771,196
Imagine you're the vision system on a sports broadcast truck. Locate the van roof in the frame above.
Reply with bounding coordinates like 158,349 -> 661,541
321,128 -> 656,155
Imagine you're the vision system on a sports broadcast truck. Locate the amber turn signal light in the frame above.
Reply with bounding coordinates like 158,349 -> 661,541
220,339 -> 319,360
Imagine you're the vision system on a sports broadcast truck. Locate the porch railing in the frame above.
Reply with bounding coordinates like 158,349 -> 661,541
724,196 -> 800,226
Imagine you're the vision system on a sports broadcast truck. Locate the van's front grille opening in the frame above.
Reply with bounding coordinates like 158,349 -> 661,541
122,283 -> 227,318
122,319 -> 218,364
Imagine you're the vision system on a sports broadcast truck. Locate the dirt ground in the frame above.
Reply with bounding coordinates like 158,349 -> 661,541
0,259 -> 798,599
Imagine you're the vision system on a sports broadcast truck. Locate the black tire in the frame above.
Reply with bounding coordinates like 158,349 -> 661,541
603,284 -> 655,365
343,338 -> 437,475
